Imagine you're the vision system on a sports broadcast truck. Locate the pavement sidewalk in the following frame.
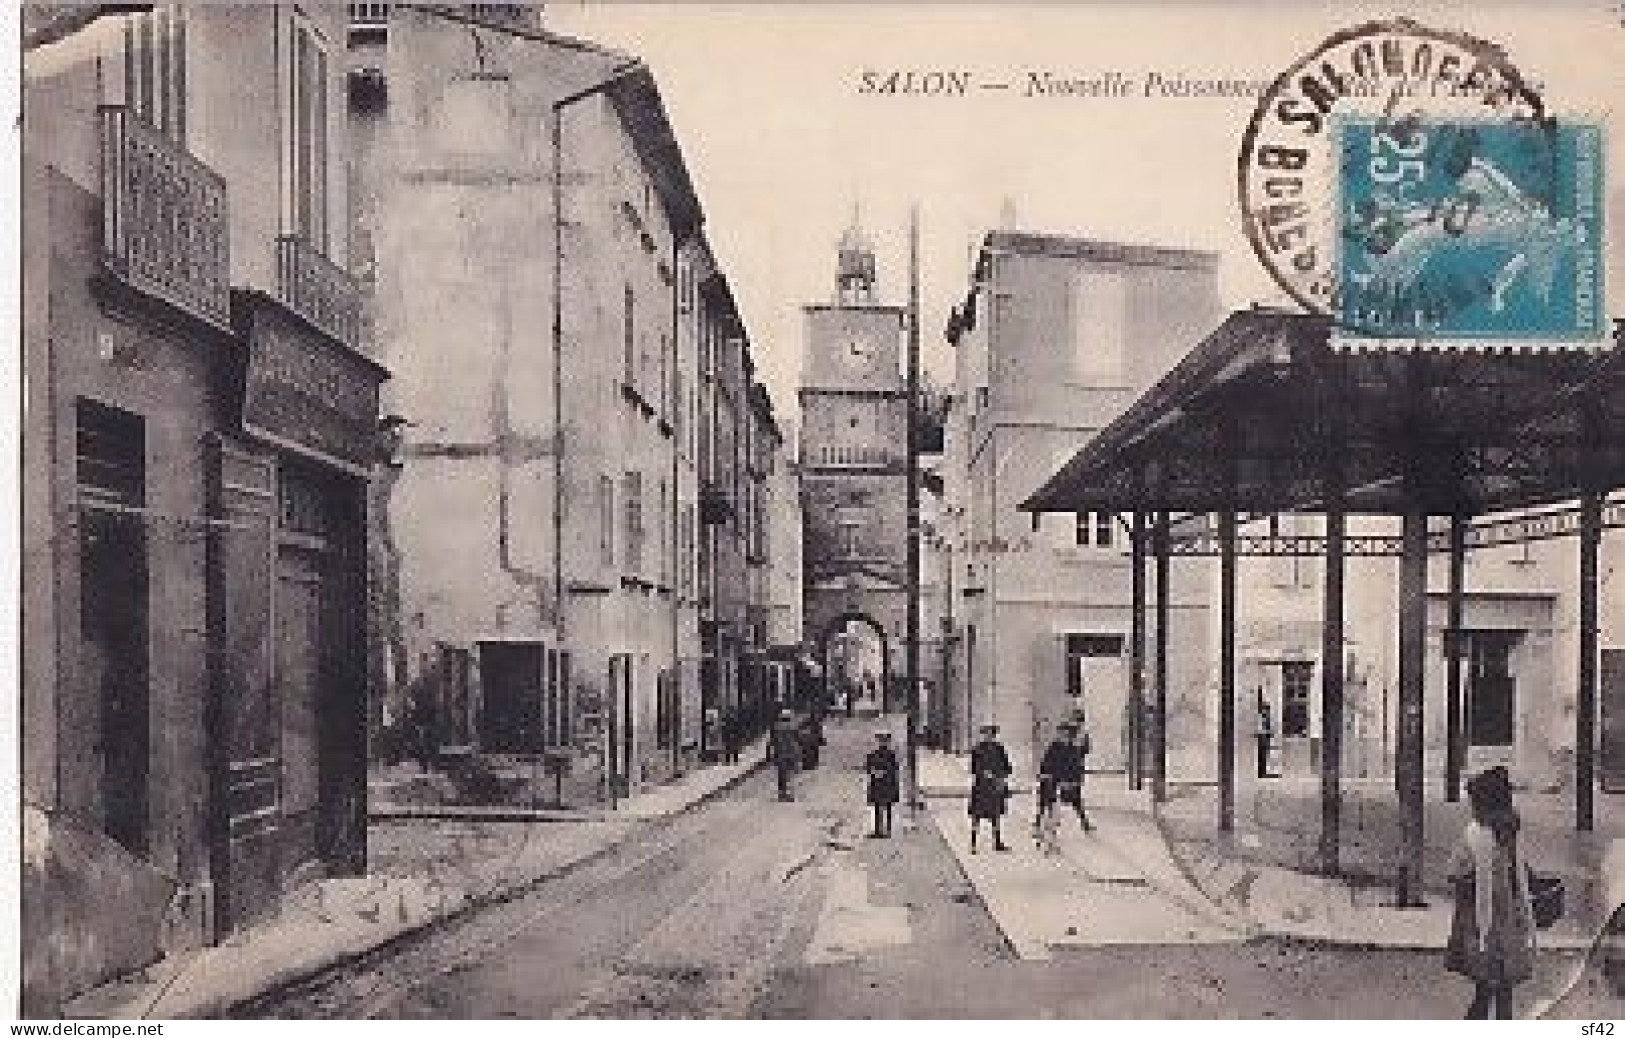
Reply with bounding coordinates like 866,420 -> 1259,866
919,752 -> 1251,960
1157,777 -> 1622,952
1156,776 -> 1625,1019
64,742 -> 766,1020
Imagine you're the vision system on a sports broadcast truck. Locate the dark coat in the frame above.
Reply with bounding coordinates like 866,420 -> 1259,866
769,722 -> 802,770
865,747 -> 900,806
1039,738 -> 1088,784
1445,823 -> 1535,984
968,740 -> 1012,819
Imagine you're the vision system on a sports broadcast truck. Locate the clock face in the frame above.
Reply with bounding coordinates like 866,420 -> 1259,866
843,338 -> 872,370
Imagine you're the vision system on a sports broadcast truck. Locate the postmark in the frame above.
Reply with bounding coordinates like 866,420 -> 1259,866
1238,18 -> 1604,344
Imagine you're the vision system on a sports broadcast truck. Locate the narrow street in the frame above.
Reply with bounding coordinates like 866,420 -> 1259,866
245,721 -> 1500,1020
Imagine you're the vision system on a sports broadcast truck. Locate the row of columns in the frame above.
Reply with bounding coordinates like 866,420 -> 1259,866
1124,485 -> 1606,895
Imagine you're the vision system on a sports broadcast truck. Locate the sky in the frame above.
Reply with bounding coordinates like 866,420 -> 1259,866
545,1 -> 1625,433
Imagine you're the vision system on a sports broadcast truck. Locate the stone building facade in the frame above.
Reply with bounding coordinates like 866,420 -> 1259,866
22,3 -> 386,1010
942,230 -> 1222,773
348,5 -> 788,799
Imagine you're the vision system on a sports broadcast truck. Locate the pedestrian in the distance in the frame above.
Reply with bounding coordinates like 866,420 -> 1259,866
1038,721 -> 1095,836
1445,766 -> 1535,1019
967,723 -> 1012,853
865,731 -> 900,837
800,711 -> 825,770
769,709 -> 802,801
721,708 -> 742,764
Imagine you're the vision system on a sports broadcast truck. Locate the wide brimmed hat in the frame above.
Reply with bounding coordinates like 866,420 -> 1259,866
875,730 -> 893,740
1058,721 -> 1080,733
979,723 -> 999,734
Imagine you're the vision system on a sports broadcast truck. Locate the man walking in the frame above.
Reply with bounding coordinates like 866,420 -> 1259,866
1038,721 -> 1095,834
770,709 -> 802,801
968,723 -> 1012,853
865,731 -> 900,837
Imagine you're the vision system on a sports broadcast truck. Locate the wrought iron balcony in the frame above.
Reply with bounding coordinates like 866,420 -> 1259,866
348,3 -> 390,27
276,234 -> 363,350
99,106 -> 231,332
804,445 -> 895,468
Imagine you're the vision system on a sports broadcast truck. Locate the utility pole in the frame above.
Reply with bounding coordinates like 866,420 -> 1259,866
906,205 -> 922,811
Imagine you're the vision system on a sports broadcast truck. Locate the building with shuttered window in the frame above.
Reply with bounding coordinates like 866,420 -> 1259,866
22,3 -> 387,1012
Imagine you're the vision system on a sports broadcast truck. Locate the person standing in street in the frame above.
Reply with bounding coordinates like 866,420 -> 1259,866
865,731 -> 900,837
721,707 -> 742,764
1445,766 -> 1536,1019
1038,721 -> 1095,835
967,723 -> 1012,853
769,709 -> 802,801
799,710 -> 825,770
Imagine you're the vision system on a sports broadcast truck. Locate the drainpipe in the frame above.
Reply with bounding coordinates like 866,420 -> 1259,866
670,226 -> 686,777
551,57 -> 643,650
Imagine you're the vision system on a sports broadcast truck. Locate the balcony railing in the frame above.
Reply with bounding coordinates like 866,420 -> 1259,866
805,445 -> 895,468
276,234 -> 363,350
348,3 -> 390,27
99,106 -> 231,332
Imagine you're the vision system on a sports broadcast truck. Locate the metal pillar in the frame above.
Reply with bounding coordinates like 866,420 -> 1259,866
1396,506 -> 1428,906
1318,498 -> 1346,876
905,207 -> 921,810
1153,511 -> 1171,803
1444,513 -> 1466,803
1129,511 -> 1147,791
1218,508 -> 1237,832
1578,489 -> 1601,831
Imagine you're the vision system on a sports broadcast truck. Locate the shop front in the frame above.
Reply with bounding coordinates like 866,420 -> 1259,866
208,291 -> 387,932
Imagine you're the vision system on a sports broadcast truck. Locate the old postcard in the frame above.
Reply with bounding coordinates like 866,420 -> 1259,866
13,0 -> 1624,1022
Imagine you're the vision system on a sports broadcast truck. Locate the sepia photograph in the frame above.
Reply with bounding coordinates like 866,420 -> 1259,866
10,0 -> 1625,1022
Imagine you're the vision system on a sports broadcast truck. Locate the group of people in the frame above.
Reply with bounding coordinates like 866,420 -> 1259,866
776,701 -> 1547,1020
966,721 -> 1096,854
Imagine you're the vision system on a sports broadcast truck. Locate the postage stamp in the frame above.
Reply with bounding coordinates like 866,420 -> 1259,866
1336,117 -> 1603,339
1238,17 -> 1606,346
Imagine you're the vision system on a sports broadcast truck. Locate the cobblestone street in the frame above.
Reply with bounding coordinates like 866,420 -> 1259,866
243,722 -> 1615,1020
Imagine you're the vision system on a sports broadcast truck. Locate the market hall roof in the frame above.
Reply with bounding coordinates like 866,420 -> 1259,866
1023,309 -> 1624,517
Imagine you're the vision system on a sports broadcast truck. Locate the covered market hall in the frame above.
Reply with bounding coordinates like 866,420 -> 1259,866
1024,308 -> 1624,905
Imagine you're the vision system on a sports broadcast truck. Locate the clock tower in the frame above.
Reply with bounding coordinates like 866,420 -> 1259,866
799,218 -> 909,693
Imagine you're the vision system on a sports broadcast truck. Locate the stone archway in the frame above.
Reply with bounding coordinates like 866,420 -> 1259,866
818,612 -> 892,716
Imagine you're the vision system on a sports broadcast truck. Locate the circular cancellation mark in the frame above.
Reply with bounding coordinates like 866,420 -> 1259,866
1237,18 -> 1601,343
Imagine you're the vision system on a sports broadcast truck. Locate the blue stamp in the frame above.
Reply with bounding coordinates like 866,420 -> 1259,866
1337,118 -> 1602,340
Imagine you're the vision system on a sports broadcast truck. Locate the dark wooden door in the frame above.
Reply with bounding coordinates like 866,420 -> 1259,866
275,546 -> 325,887
206,439 -> 280,933
1467,631 -> 1518,747
1601,648 -> 1625,792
